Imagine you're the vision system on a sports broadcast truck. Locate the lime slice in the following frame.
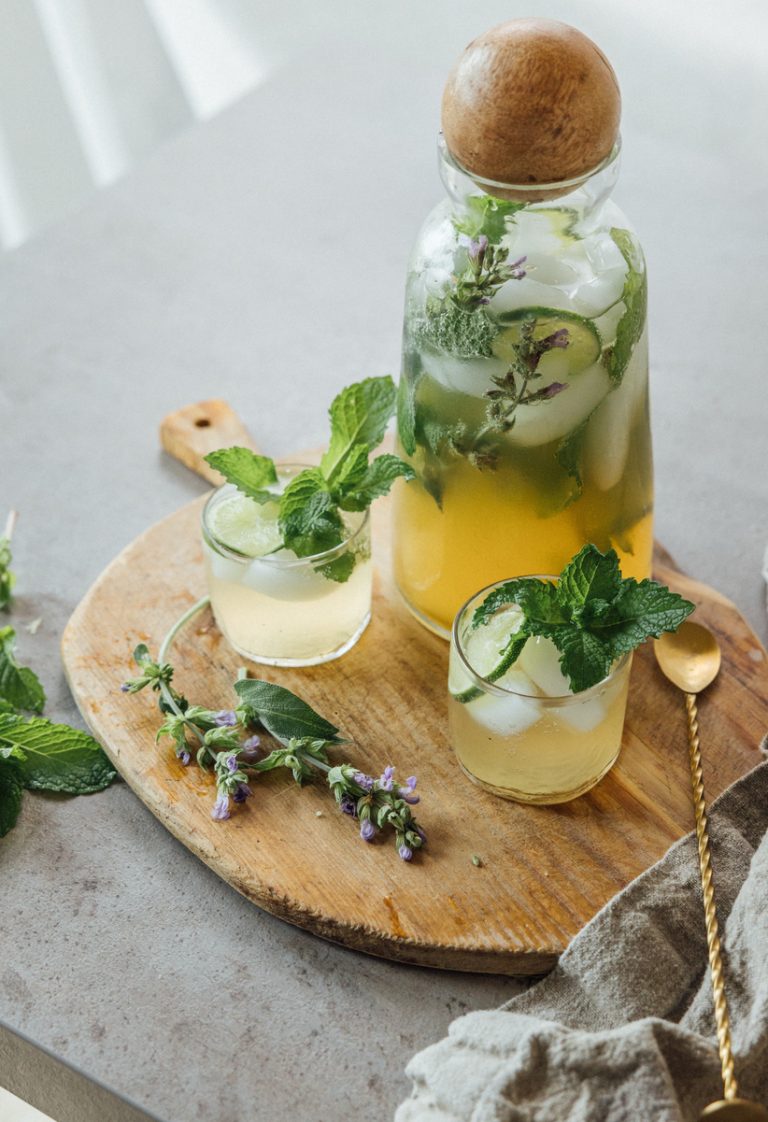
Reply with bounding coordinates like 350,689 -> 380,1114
449,605 -> 527,703
492,307 -> 601,377
208,493 -> 282,557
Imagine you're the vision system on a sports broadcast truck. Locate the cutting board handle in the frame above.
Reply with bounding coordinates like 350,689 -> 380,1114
160,400 -> 259,485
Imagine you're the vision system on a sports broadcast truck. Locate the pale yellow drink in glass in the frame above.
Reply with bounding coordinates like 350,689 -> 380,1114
202,468 -> 372,667
448,586 -> 632,803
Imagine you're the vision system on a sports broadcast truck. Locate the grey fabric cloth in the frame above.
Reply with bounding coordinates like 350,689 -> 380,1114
397,761 -> 768,1121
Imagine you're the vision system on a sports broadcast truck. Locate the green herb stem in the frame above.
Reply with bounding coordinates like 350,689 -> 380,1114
158,596 -> 210,750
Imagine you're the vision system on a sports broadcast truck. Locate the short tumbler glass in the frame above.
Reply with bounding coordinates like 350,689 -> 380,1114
202,467 -> 372,667
448,580 -> 632,804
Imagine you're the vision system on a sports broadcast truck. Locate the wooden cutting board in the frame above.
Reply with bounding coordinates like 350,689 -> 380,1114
61,403 -> 768,975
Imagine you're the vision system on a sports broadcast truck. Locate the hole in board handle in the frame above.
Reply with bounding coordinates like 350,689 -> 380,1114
195,418 -> 211,428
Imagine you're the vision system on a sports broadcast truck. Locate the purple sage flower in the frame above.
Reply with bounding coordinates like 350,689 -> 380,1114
211,794 -> 231,821
379,765 -> 396,792
214,709 -> 238,727
240,735 -> 261,761
360,820 -> 377,842
176,747 -> 191,766
467,235 -> 489,262
542,328 -> 569,350
339,793 -> 358,817
226,755 -> 239,774
509,254 -> 527,280
232,783 -> 252,804
398,844 -> 413,862
541,381 -> 568,399
353,771 -> 374,791
120,683 -> 130,693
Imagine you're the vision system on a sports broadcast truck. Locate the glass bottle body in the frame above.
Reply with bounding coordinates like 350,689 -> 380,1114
393,141 -> 653,637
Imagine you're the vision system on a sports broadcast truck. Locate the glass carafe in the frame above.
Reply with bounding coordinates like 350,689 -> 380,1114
393,137 -> 652,637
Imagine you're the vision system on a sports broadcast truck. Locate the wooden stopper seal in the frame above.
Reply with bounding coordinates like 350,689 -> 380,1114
441,19 -> 621,195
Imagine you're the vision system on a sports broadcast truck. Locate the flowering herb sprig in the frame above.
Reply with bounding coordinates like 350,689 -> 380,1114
484,317 -> 570,434
121,600 -> 426,861
450,235 -> 527,313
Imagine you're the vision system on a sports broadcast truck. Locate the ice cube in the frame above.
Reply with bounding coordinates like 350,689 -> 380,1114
505,361 -> 611,449
206,548 -> 247,585
422,352 -> 508,396
517,637 -> 572,697
584,329 -> 648,492
469,686 -> 542,737
490,276 -> 578,317
240,552 -> 337,601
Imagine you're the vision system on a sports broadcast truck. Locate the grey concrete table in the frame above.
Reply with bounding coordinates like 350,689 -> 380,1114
2,13 -> 767,1122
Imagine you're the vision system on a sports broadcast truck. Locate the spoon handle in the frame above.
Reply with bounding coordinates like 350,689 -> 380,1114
684,691 -> 738,1101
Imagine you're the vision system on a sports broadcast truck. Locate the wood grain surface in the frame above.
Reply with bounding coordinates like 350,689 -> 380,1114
60,493 -> 768,975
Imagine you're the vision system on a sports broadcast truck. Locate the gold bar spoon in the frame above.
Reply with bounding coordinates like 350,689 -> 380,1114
655,621 -> 768,1121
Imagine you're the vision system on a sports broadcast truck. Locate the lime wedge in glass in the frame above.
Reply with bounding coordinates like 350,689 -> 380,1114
449,605 -> 527,703
208,493 -> 282,557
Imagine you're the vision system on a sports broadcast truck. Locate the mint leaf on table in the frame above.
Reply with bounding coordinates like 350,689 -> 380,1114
234,679 -> 342,745
0,760 -> 23,837
469,545 -> 695,692
0,713 -> 117,794
453,196 -> 525,244
0,627 -> 45,713
320,376 -> 396,483
204,447 -> 278,503
605,228 -> 647,385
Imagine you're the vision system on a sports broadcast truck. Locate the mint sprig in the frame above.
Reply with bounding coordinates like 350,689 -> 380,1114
472,545 -> 695,692
0,627 -> 46,713
605,228 -> 647,385
204,376 -> 414,582
453,196 -> 525,245
203,448 -> 277,503
0,713 -> 116,794
0,522 -> 117,839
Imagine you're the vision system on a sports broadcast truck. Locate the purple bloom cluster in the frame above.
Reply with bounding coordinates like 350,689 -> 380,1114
211,794 -> 230,821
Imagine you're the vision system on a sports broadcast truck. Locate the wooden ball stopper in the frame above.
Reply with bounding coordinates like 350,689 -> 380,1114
442,19 -> 621,193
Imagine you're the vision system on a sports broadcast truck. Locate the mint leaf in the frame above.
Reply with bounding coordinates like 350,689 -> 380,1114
320,376 -> 396,482
472,578 -> 563,630
0,713 -> 117,793
204,447 -> 278,503
0,536 -> 14,612
234,679 -> 341,745
555,628 -> 614,694
278,469 -> 344,558
396,376 -> 417,456
453,196 -> 525,244
606,229 -> 647,385
0,628 -> 45,713
557,545 -> 623,612
338,454 -> 415,512
470,545 -> 695,692
592,579 -> 695,657
318,551 -> 357,584
415,303 -> 498,358
0,760 -> 22,837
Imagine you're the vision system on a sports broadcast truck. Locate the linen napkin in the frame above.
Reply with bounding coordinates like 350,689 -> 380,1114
397,758 -> 768,1121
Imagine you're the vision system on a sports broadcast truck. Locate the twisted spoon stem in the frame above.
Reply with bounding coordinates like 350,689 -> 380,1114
684,691 -> 738,1101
